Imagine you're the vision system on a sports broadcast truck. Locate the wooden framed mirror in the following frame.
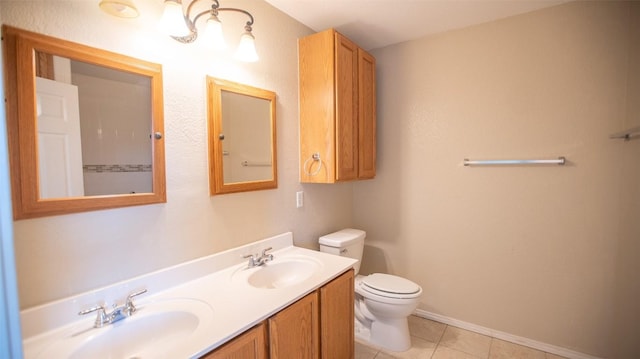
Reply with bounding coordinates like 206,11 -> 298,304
207,77 -> 277,195
3,26 -> 166,219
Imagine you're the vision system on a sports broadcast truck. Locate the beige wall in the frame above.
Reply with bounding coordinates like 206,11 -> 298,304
2,0 -> 353,309
355,1 -> 639,358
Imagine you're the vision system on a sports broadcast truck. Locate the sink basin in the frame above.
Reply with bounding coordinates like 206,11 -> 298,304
37,298 -> 213,359
233,256 -> 323,289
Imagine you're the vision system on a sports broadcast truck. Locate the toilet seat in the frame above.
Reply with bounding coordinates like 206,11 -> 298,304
358,273 -> 422,300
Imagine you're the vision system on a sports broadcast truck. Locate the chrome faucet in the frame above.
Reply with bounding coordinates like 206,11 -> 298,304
78,289 -> 147,328
243,247 -> 274,268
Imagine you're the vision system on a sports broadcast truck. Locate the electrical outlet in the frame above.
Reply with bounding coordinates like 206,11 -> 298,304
296,191 -> 304,208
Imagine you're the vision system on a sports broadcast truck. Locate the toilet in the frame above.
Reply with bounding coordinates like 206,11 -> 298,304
319,228 -> 422,352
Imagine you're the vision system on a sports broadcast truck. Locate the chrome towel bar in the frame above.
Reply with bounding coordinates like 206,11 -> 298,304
241,160 -> 272,167
463,157 -> 566,166
609,126 -> 640,141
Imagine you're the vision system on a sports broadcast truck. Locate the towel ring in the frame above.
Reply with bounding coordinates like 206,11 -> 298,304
303,153 -> 322,176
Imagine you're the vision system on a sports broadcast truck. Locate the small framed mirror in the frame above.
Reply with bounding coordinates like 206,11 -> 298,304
207,77 -> 277,195
3,26 -> 166,219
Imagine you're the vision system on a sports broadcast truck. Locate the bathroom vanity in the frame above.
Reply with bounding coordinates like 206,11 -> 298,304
20,233 -> 356,359
204,270 -> 353,358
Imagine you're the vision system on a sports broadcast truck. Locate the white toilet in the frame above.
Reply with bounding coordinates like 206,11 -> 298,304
319,228 -> 422,352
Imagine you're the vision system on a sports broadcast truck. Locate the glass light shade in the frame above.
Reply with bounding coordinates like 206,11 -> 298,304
203,16 -> 227,51
99,0 -> 139,18
159,0 -> 190,37
235,31 -> 259,62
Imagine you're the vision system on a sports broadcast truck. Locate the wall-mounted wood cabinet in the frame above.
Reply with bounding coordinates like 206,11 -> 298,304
201,270 -> 354,359
299,28 -> 376,183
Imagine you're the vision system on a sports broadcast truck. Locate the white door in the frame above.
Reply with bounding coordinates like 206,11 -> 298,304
36,76 -> 85,198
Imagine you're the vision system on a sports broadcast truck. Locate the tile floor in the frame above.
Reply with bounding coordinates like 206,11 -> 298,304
355,315 -> 568,359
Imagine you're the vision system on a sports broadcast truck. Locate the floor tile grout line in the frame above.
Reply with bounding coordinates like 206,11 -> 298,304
487,337 -> 495,359
430,324 -> 449,359
440,324 -> 492,359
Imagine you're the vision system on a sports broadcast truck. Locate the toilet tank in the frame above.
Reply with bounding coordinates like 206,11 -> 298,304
319,228 -> 366,275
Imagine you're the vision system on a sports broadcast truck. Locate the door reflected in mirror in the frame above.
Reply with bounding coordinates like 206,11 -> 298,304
207,77 -> 277,195
3,25 -> 166,219
35,54 -> 153,198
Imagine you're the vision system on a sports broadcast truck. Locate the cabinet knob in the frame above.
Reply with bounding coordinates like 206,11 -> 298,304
219,134 -> 225,140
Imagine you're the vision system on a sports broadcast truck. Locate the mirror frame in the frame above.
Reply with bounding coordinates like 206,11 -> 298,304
207,77 -> 277,195
2,26 -> 166,219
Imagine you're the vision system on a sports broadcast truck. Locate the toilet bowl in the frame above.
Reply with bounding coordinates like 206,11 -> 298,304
319,229 -> 423,352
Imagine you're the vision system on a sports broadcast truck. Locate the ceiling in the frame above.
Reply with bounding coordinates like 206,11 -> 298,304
263,0 -> 568,50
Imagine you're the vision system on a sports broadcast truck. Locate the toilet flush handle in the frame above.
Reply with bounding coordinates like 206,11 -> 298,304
340,248 -> 348,254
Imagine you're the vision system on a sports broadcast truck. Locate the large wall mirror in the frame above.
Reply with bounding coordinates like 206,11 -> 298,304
3,26 -> 166,219
207,77 -> 277,195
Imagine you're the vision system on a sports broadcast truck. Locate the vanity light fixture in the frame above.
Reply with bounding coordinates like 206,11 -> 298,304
99,0 -> 139,18
160,0 -> 259,62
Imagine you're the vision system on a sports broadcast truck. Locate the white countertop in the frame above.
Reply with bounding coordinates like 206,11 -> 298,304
21,232 -> 357,358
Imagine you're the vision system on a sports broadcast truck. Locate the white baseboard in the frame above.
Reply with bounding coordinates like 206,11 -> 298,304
413,309 -> 603,359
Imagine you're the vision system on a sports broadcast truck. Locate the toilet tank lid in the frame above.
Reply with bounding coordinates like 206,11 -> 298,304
319,228 -> 366,247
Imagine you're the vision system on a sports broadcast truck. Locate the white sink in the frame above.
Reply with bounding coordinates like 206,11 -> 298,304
37,298 -> 213,359
233,256 -> 323,289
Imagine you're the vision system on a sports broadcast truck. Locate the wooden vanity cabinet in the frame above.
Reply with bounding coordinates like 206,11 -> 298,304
269,291 -> 319,358
201,270 -> 354,359
299,28 -> 376,183
320,269 -> 355,359
202,322 -> 267,359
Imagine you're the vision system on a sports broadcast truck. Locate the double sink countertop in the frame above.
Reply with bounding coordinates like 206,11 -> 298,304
21,232 -> 357,358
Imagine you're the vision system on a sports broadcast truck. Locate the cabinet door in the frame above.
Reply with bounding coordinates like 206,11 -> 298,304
334,32 -> 359,181
320,269 -> 355,359
269,291 -> 320,359
299,29 -> 336,183
202,322 -> 267,359
358,49 -> 376,179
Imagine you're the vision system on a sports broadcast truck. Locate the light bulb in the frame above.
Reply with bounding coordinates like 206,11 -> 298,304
203,16 -> 227,51
159,0 -> 189,37
235,31 -> 259,62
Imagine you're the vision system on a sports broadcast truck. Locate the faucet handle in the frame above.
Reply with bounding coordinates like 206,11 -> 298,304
261,247 -> 274,262
124,289 -> 147,316
127,289 -> 148,301
78,305 -> 105,316
243,253 -> 257,267
78,305 -> 108,327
